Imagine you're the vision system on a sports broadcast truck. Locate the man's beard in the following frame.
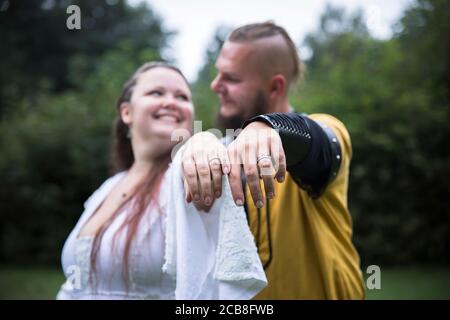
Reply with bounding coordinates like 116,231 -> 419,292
216,90 -> 268,131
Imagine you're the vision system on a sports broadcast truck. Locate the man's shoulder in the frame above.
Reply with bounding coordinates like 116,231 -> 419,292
308,113 -> 346,130
309,113 -> 351,148
305,113 -> 352,163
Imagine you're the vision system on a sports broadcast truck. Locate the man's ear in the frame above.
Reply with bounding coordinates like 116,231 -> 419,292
269,74 -> 287,99
120,102 -> 132,125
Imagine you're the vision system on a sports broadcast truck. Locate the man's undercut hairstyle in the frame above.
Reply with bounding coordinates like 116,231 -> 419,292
228,21 -> 304,83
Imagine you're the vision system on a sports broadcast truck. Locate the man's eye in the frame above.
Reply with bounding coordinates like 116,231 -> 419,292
226,77 -> 240,83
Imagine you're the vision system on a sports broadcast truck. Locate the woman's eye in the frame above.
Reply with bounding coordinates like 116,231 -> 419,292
148,90 -> 162,96
177,94 -> 189,101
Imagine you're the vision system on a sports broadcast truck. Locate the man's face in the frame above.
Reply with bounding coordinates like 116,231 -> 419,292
211,41 -> 269,129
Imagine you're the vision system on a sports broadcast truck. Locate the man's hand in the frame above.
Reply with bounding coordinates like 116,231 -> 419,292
182,132 -> 230,210
227,121 -> 286,208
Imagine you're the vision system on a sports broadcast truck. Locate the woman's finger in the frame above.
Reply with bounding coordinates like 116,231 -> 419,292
194,149 -> 213,205
183,178 -> 193,202
219,146 -> 231,175
209,157 -> 223,198
182,151 -> 200,202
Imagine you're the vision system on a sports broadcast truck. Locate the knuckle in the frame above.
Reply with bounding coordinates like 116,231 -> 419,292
197,167 -> 210,176
185,171 -> 197,179
246,168 -> 258,179
209,162 -> 221,169
229,171 -> 240,181
258,159 -> 272,169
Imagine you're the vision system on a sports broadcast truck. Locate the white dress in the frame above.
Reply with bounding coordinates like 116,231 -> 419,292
57,152 -> 267,300
57,171 -> 176,299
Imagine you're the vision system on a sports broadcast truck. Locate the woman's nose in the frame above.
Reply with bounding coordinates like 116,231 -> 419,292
161,95 -> 178,109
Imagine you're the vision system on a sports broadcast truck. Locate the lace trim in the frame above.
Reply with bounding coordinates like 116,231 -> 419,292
214,176 -> 263,281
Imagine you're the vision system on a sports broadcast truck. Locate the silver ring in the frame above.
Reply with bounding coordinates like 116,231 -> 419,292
256,154 -> 272,163
208,156 -> 221,165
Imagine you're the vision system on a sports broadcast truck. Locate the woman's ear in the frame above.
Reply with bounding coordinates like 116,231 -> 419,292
120,102 -> 132,125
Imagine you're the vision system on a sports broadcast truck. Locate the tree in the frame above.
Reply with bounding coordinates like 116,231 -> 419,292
295,2 -> 450,265
191,26 -> 231,130
0,0 -> 171,117
0,0 -> 169,264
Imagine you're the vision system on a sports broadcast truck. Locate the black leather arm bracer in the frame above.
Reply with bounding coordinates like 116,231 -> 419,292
242,112 -> 341,198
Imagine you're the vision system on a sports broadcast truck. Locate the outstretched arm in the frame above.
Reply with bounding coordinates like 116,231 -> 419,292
226,112 -> 341,207
243,112 -> 341,198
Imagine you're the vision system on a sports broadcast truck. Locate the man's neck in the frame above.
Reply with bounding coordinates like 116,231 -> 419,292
271,99 -> 291,113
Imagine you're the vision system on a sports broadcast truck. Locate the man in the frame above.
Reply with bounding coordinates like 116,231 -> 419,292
183,22 -> 364,299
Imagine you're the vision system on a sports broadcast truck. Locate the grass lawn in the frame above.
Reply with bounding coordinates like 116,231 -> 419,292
0,264 -> 449,299
364,265 -> 450,300
0,265 -> 65,299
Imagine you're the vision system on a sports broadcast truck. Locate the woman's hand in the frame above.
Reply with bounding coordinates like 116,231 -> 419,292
182,132 -> 230,209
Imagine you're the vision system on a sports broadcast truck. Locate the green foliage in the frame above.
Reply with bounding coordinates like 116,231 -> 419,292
0,0 -> 170,117
0,1 -> 167,264
364,265 -> 450,299
0,0 -> 448,268
191,3 -> 450,266
291,1 -> 450,265
191,26 -> 231,130
0,265 -> 66,299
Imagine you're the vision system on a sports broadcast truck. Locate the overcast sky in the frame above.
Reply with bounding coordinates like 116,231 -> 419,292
139,0 -> 413,81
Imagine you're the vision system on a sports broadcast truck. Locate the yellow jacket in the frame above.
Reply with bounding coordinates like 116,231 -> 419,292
246,113 -> 365,299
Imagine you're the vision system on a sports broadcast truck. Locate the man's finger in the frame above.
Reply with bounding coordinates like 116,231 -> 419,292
272,138 -> 286,182
243,141 -> 264,208
257,132 -> 275,199
228,146 -> 244,206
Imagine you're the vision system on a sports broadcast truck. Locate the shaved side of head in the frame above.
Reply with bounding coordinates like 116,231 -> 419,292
227,22 -> 304,89
249,35 -> 298,84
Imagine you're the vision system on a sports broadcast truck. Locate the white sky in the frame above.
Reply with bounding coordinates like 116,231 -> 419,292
140,0 -> 413,81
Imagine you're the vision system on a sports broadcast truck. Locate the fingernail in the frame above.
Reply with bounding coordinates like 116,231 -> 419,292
223,165 -> 230,174
236,199 -> 243,206
278,175 -> 285,182
256,200 -> 264,208
215,191 -> 221,198
194,193 -> 200,201
204,196 -> 211,205
268,192 -> 274,199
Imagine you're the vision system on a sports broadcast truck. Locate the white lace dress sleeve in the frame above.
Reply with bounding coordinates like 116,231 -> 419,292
162,147 -> 267,300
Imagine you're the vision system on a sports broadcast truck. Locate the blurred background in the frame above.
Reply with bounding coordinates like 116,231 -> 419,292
0,0 -> 449,299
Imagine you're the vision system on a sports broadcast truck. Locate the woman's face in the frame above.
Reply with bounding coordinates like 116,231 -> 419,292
121,67 -> 193,147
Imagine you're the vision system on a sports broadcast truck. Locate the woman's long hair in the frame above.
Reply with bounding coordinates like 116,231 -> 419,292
89,62 -> 190,290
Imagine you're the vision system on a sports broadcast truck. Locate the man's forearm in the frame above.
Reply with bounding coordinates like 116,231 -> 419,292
242,112 -> 341,198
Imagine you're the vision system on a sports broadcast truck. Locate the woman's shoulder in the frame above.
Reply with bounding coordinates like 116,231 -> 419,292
83,171 -> 127,209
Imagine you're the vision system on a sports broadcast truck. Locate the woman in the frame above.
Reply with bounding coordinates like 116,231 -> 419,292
57,62 -> 266,299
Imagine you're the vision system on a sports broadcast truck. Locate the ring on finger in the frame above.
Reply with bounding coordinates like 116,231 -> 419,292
257,154 -> 272,163
208,156 -> 221,165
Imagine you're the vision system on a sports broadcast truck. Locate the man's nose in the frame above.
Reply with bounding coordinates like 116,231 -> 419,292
210,75 -> 223,94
